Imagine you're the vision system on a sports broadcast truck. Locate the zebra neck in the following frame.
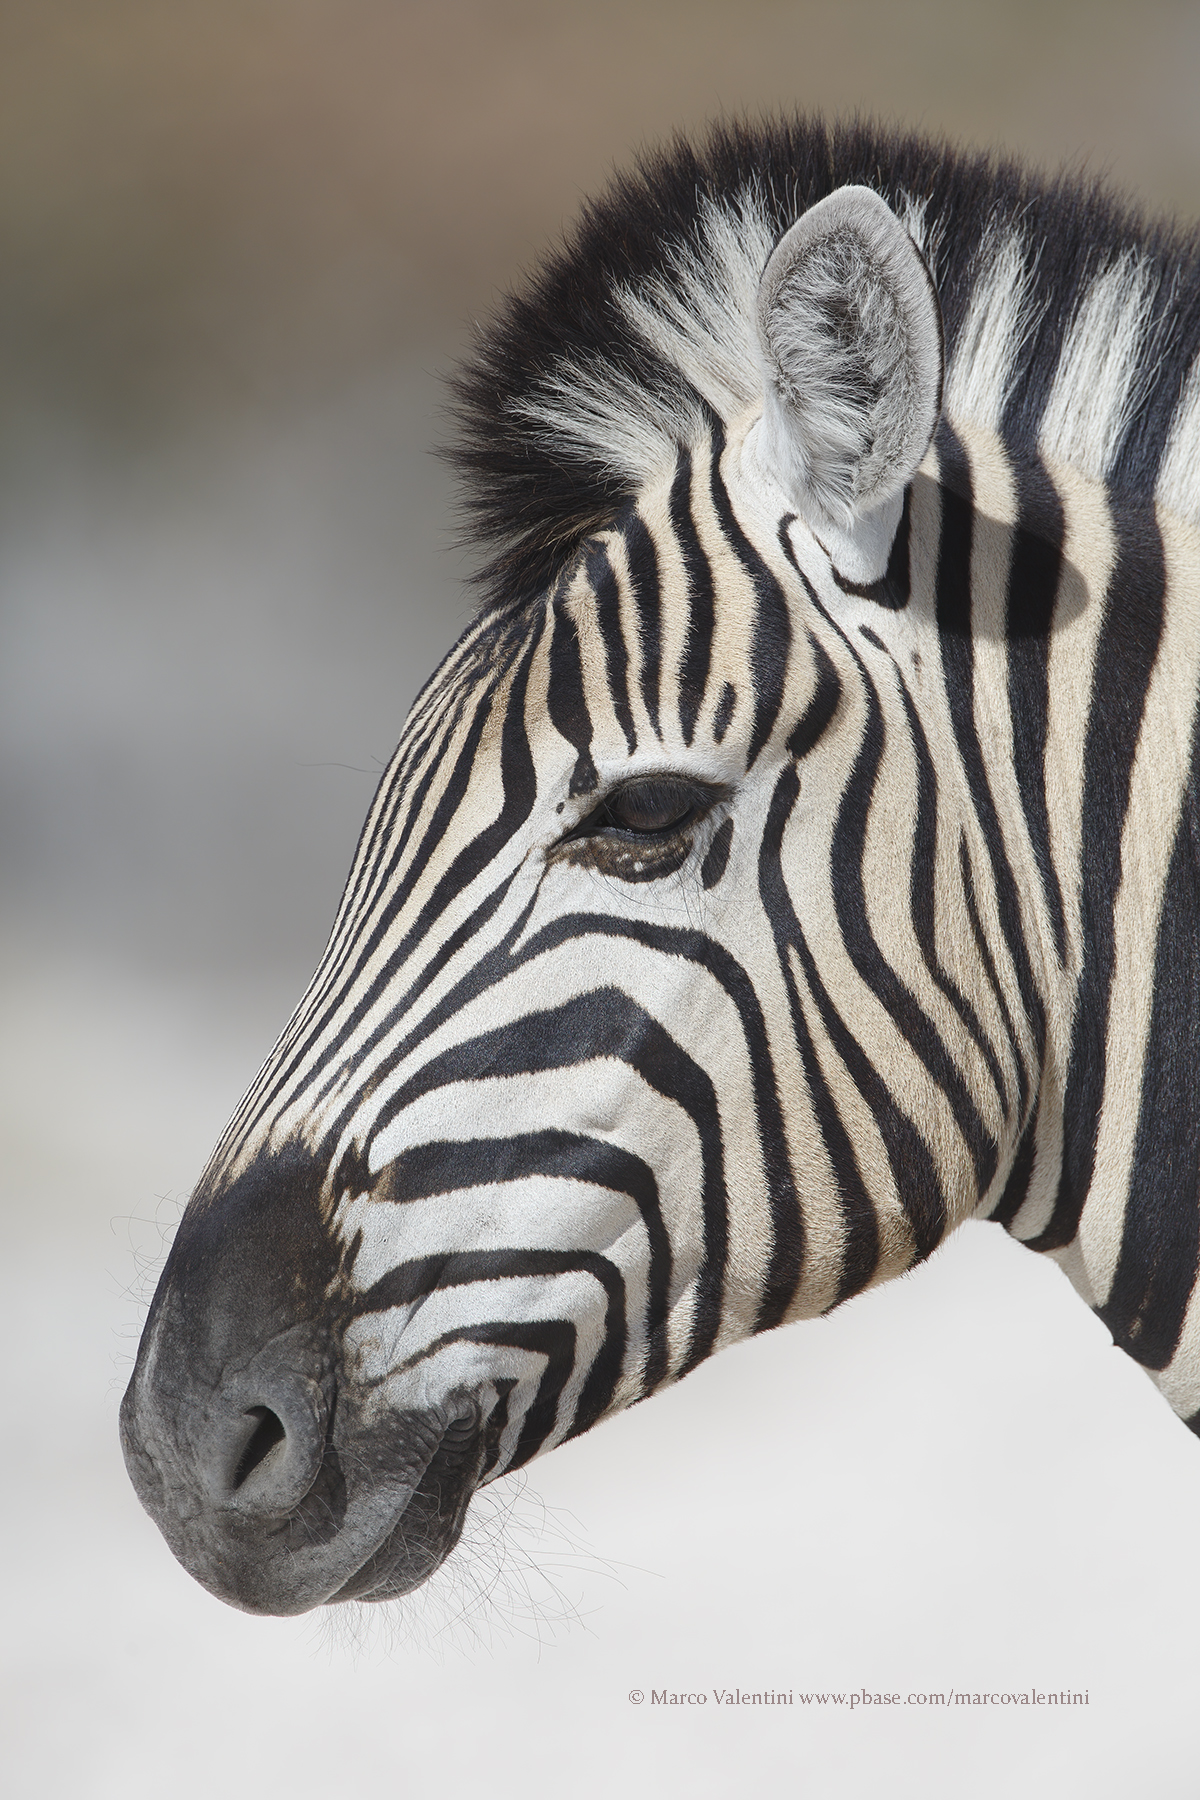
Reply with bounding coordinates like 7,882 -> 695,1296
937,418 -> 1200,1420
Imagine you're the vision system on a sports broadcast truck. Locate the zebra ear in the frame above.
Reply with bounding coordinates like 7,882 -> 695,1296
755,186 -> 943,585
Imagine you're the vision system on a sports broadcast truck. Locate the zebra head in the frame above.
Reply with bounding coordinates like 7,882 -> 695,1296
120,177 -> 1031,1617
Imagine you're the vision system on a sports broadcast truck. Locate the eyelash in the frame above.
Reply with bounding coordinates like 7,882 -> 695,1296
567,776 -> 728,841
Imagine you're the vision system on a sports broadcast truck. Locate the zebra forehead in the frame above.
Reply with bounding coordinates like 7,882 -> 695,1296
448,115 -> 1200,614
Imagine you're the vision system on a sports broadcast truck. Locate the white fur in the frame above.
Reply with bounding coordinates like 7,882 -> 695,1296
508,351 -> 696,488
945,227 -> 1039,433
508,191 -> 776,489
615,191 -> 776,425
1038,252 -> 1158,479
1156,350 -> 1200,526
897,190 -> 945,275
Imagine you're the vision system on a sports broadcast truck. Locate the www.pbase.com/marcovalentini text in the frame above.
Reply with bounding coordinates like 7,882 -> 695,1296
647,1688 -> 1091,1708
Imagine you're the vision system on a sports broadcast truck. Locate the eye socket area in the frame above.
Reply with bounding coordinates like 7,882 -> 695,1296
568,775 -> 726,840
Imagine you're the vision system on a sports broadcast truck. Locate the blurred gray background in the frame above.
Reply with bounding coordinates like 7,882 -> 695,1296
5,5 -> 1200,1797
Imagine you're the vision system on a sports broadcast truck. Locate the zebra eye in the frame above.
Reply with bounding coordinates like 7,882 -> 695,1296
563,776 -> 723,841
554,775 -> 730,877
602,779 -> 701,835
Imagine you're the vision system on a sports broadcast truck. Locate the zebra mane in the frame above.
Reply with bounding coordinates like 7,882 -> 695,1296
448,116 -> 1200,612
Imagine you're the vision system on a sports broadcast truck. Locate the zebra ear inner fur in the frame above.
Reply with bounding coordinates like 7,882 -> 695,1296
754,185 -> 944,586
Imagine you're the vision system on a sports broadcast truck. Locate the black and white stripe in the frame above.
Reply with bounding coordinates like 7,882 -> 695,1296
122,117 -> 1200,1616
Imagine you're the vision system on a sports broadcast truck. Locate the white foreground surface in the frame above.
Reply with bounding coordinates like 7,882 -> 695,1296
4,948 -> 1200,1800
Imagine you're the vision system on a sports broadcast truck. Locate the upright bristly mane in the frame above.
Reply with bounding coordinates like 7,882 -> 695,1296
449,115 -> 1200,613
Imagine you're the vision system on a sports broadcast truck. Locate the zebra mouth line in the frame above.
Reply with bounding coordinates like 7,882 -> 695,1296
327,1407 -> 485,1604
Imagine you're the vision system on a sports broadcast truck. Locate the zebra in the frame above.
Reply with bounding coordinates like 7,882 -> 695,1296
122,117 -> 1200,1618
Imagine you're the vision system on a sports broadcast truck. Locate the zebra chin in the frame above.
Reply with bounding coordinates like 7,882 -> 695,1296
119,1142 -> 492,1616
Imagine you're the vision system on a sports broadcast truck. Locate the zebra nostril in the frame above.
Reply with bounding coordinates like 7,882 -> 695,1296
214,1387 -> 325,1515
193,1332 -> 332,1515
232,1406 -> 288,1491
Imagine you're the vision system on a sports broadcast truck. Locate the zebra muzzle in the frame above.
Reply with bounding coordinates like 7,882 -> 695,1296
117,1138 -> 484,1612
121,1329 -> 484,1615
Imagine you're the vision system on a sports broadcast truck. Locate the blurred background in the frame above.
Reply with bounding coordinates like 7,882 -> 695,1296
5,5 -> 1200,1796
